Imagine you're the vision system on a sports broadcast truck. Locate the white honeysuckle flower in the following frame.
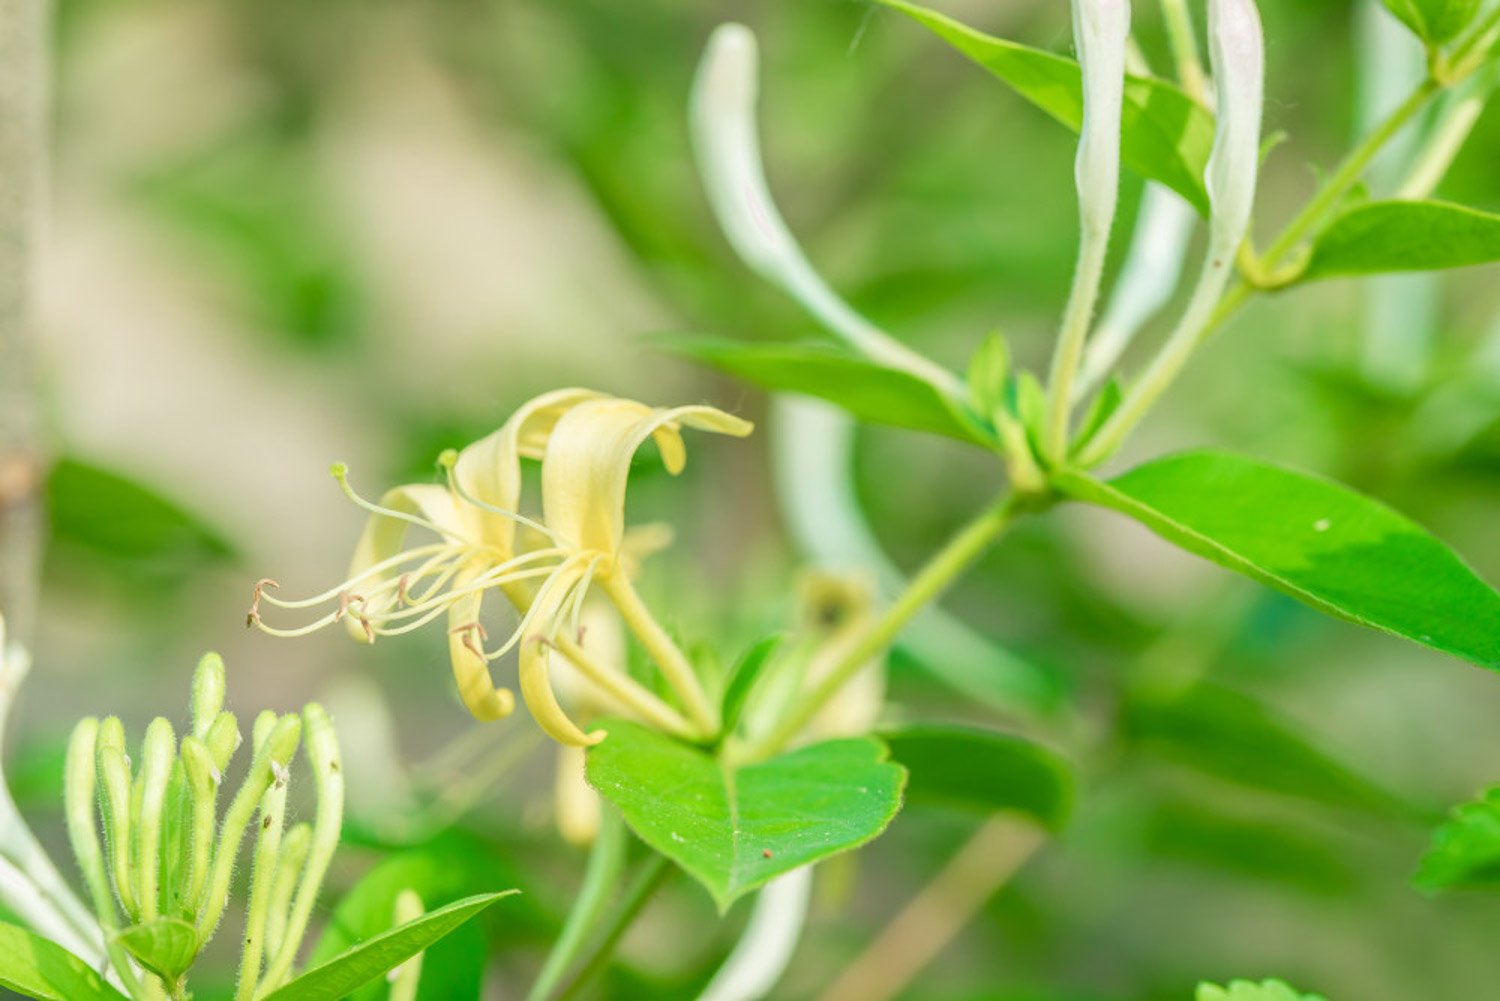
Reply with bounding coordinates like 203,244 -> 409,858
1073,0 -> 1132,236
1075,182 -> 1198,401
690,23 -> 964,398
1206,0 -> 1266,255
251,391 -> 751,747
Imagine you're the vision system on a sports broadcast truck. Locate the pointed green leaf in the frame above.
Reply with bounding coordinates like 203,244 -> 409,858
1054,451 -> 1500,667
261,892 -> 515,1001
658,335 -> 991,446
881,723 -> 1074,830
720,636 -> 783,739
1415,786 -> 1500,892
114,919 -> 199,983
965,331 -> 1011,417
1380,0 -> 1481,43
1196,979 -> 1329,1001
1124,683 -> 1410,817
586,720 -> 906,911
875,0 -> 1214,213
0,922 -> 129,1001
1303,200 -> 1500,280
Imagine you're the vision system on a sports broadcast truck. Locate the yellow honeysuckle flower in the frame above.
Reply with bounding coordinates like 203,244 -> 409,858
250,389 -> 752,747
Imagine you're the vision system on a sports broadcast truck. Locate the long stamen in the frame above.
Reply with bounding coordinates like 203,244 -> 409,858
252,545 -> 457,611
438,450 -> 559,543
331,463 -> 469,546
372,566 -> 562,638
484,556 -> 590,664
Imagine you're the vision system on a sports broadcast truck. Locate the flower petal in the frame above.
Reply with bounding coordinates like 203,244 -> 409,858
345,485 -> 466,643
447,568 -> 516,722
542,399 -> 753,555
452,388 -> 603,551
519,570 -> 607,747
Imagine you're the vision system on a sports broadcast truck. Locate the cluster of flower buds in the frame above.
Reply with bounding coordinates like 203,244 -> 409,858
63,653 -> 343,1001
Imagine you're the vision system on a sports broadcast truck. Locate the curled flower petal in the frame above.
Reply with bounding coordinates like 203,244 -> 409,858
542,400 -> 753,555
520,572 -> 607,747
447,568 -> 515,722
451,388 -> 603,551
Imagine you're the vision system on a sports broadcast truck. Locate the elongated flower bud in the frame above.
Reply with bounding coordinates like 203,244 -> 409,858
1206,0 -> 1265,254
1073,0 -> 1131,236
191,653 -> 226,740
134,718 -> 176,921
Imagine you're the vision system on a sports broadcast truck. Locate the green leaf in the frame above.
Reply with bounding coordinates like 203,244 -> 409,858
965,331 -> 1011,417
262,893 -> 515,1001
1196,979 -> 1328,1001
1071,378 -> 1123,459
586,720 -> 907,911
1123,683 -> 1411,817
881,723 -> 1074,830
720,636 -> 782,740
1143,799 -> 1360,895
309,846 -> 506,1001
1053,451 -> 1500,667
874,0 -> 1215,214
1380,0 -> 1481,43
1302,200 -> 1500,280
1415,786 -> 1500,892
0,922 -> 130,1001
47,459 -> 236,568
114,918 -> 199,983
658,335 -> 992,446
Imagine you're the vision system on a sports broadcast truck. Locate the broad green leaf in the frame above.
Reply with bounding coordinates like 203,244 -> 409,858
114,918 -> 199,983
881,723 -> 1074,830
658,335 -> 993,446
262,892 -> 514,1001
48,459 -> 235,568
1197,979 -> 1328,1001
1143,799 -> 1360,895
1415,786 -> 1500,892
1380,0 -> 1481,43
875,0 -> 1215,213
1053,451 -> 1500,667
1303,201 -> 1500,280
1123,683 -> 1411,817
720,636 -> 782,740
0,922 -> 129,1001
586,720 -> 906,911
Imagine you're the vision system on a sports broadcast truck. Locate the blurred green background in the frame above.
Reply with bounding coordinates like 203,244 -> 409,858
8,0 -> 1500,998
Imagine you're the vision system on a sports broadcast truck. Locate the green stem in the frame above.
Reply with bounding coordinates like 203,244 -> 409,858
749,495 -> 1024,759
1260,79 -> 1440,268
599,572 -> 719,738
553,853 -> 672,1001
526,812 -> 628,1001
1044,229 -> 1111,461
1079,74 -> 1445,465
1447,6 -> 1500,73
1160,0 -> 1208,103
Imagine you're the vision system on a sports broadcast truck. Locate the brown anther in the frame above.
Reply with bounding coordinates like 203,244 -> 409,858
448,620 -> 489,642
336,590 -> 367,623
245,609 -> 260,629
249,578 -> 280,617
576,625 -> 588,646
396,573 -> 412,606
357,615 -> 375,643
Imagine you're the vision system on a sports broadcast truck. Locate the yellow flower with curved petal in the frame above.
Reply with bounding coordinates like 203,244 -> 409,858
249,390 -> 751,748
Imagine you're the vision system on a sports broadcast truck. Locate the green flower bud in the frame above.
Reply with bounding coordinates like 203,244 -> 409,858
134,718 -> 176,921
96,739 -> 138,921
191,653 -> 227,740
204,711 -> 241,773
